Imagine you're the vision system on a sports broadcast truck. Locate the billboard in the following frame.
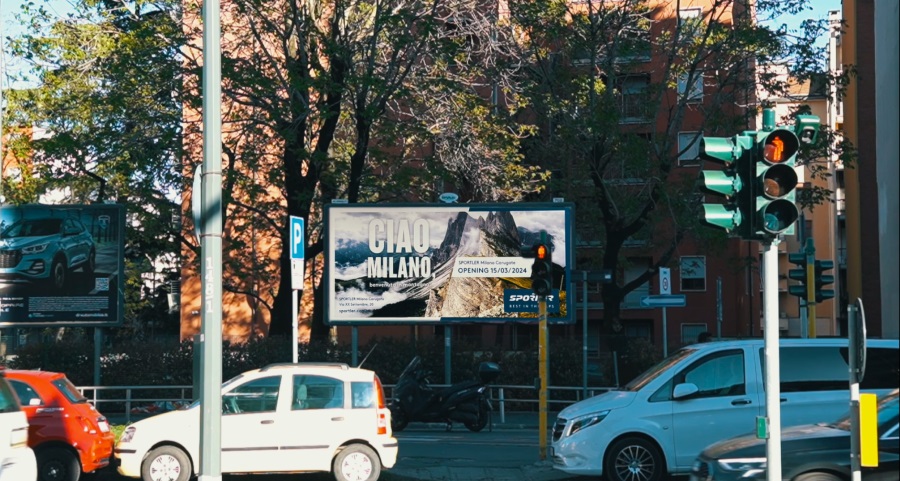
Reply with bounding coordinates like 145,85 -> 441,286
0,204 -> 125,327
324,203 -> 574,325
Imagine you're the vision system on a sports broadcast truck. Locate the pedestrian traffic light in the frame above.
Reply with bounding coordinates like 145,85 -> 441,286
750,128 -> 800,239
813,260 -> 835,302
788,252 -> 808,298
698,134 -> 753,235
530,243 -> 553,297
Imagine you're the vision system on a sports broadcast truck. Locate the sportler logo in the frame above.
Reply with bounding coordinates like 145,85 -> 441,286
503,289 -> 560,314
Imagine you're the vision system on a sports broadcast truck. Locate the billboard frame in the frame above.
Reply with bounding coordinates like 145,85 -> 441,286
324,202 -> 575,326
0,203 -> 126,328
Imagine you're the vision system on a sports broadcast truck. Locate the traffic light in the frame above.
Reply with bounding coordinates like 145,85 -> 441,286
530,243 -> 553,297
788,252 -> 808,298
698,134 -> 753,235
750,128 -> 800,239
813,260 -> 835,302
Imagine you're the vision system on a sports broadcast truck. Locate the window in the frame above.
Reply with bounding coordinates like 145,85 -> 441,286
352,381 -> 377,409
680,350 -> 745,398
678,132 -> 701,165
9,380 -> 42,407
680,256 -> 706,291
619,75 -> 650,122
619,15 -> 652,62
223,376 -> 281,414
293,375 -> 344,410
677,71 -> 703,102
681,323 -> 708,345
678,7 -> 703,40
762,347 -> 849,392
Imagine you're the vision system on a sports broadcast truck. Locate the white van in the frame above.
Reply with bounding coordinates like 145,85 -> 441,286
549,338 -> 900,481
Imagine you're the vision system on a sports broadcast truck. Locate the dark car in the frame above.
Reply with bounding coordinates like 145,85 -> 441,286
690,388 -> 899,481
0,217 -> 95,289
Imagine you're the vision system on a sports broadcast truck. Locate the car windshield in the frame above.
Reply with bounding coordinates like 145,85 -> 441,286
53,377 -> 89,404
832,389 -> 900,431
622,348 -> 696,391
1,218 -> 62,238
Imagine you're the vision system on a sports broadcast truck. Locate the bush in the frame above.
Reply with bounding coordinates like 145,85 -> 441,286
3,334 -> 663,412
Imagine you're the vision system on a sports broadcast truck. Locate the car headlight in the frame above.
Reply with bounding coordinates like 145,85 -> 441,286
119,426 -> 136,444
22,243 -> 50,254
717,457 -> 766,476
568,411 -> 609,437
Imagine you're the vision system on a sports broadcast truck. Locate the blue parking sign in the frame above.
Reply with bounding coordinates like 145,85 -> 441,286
291,216 -> 304,259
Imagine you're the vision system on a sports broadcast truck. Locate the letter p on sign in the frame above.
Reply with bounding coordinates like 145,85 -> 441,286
290,216 -> 305,290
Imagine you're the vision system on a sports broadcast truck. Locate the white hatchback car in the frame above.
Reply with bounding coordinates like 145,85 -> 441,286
115,362 -> 398,481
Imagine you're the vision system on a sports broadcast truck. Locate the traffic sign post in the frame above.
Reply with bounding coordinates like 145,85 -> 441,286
290,216 -> 305,363
640,294 -> 686,357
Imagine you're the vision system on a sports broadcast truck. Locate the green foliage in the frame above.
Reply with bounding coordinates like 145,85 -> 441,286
2,335 -> 663,411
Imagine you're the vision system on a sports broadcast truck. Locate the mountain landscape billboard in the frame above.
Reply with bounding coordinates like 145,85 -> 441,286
0,203 -> 125,327
324,203 -> 574,325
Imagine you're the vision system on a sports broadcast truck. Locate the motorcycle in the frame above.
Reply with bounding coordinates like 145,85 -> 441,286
389,356 -> 500,432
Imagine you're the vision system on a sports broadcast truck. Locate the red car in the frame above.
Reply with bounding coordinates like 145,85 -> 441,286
4,369 -> 114,481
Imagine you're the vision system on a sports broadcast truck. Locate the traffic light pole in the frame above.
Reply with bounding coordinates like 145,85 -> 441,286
804,239 -> 817,338
538,296 -> 548,460
762,240 -> 783,481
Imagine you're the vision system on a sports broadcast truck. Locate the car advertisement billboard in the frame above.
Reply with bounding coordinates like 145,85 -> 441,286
324,203 -> 574,325
0,204 -> 125,327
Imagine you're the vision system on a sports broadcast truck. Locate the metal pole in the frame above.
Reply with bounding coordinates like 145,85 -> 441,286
94,328 -> 102,386
291,290 -> 299,363
763,240 -> 782,481
662,307 -> 668,357
582,271 -> 588,395
538,296 -> 548,460
716,277 -> 722,339
805,238 -> 817,338
352,327 -> 358,366
848,303 -> 861,481
444,326 -> 451,385
199,0 -> 223,476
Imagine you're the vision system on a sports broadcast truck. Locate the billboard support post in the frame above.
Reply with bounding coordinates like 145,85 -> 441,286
538,296 -> 548,460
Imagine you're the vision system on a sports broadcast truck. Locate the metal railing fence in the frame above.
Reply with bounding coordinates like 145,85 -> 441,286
77,384 -> 616,424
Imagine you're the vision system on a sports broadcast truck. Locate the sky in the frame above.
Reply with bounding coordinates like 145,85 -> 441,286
1,0 -> 843,90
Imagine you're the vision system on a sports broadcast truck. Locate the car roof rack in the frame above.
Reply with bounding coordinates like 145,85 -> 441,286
259,362 -> 350,372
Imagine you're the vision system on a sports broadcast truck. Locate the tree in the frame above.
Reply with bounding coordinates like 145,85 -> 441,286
179,0 -> 545,340
4,0 -> 185,337
505,0 -> 847,333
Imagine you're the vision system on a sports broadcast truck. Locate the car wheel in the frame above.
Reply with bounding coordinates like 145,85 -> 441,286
37,447 -> 81,481
604,436 -> 665,481
794,473 -> 845,481
464,398 -> 490,432
49,257 -> 67,289
141,446 -> 191,481
333,444 -> 381,481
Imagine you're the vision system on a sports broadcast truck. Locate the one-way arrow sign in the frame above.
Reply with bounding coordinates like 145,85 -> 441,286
640,294 -> 686,308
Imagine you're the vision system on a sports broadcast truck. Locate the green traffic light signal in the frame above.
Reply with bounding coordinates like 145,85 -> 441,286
751,128 -> 800,238
698,135 -> 753,234
788,252 -> 808,298
814,259 -> 835,302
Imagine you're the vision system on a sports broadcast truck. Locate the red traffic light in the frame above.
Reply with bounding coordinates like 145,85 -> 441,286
535,244 -> 549,260
761,129 -> 799,165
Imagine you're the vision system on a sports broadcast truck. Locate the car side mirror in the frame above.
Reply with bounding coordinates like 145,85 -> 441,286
673,383 -> 699,399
